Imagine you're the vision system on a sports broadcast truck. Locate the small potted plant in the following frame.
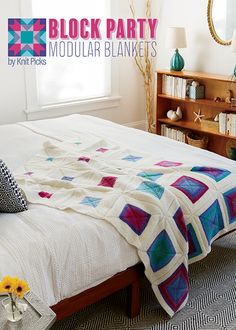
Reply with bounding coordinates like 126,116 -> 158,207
0,276 -> 29,322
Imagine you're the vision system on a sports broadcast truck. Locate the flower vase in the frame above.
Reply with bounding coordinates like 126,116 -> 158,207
2,296 -> 27,322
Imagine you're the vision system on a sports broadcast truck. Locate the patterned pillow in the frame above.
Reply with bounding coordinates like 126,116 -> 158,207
0,160 -> 28,213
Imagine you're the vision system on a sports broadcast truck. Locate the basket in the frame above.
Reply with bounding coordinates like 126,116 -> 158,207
186,132 -> 208,149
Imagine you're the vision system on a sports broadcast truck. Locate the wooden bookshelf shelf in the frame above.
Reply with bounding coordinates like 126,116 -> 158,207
157,118 -> 236,141
156,69 -> 236,157
157,94 -> 236,111
157,69 -> 236,83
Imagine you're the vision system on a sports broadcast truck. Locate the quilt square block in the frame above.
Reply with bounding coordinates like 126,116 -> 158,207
80,196 -> 101,208
61,176 -> 74,182
187,223 -> 202,259
199,200 -> 224,244
119,204 -> 151,235
155,161 -> 182,167
8,18 -> 46,57
158,263 -> 189,313
223,187 -> 236,224
191,166 -> 230,182
98,176 -> 117,188
137,181 -> 164,200
137,172 -> 163,182
147,230 -> 176,272
171,176 -> 208,204
173,208 -> 187,241
78,156 -> 90,163
96,148 -> 109,153
122,155 -> 143,162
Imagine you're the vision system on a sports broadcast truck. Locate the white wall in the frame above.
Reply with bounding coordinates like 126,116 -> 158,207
0,0 -> 146,126
155,0 -> 236,76
0,1 -> 27,125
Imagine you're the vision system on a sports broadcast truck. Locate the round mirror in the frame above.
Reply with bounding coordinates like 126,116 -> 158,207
207,0 -> 236,45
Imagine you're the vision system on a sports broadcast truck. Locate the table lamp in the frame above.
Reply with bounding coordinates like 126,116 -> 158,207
232,29 -> 236,78
166,27 -> 187,71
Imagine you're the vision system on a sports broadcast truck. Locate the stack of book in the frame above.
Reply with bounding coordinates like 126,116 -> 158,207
162,75 -> 193,98
219,112 -> 236,136
161,124 -> 187,143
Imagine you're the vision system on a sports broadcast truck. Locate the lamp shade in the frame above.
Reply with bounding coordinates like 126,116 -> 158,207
166,27 -> 187,49
232,29 -> 236,53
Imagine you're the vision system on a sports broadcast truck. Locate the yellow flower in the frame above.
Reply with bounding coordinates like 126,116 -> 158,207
0,276 -> 17,294
14,279 -> 30,299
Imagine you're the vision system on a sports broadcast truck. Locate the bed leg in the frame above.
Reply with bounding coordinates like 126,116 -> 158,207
127,278 -> 140,318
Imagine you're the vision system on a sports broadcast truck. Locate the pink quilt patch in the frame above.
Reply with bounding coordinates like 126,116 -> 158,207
155,161 -> 182,167
78,156 -> 90,162
96,148 -> 109,153
38,191 -> 53,199
98,176 -> 117,188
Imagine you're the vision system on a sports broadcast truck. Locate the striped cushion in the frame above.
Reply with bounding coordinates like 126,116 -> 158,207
0,160 -> 27,213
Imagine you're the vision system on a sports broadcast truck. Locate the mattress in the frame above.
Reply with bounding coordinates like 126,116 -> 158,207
0,114 -> 235,308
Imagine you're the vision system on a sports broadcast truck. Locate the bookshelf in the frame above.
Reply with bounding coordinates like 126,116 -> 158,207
156,69 -> 236,157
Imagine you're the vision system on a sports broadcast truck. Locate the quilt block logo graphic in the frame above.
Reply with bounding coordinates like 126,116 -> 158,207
8,19 -> 46,57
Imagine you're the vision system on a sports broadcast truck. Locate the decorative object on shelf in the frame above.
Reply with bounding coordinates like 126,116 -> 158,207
187,132 -> 209,149
167,110 -> 179,121
201,117 -> 219,133
214,114 -> 219,122
130,0 -> 155,133
231,98 -> 236,107
194,109 -> 205,122
226,140 -> 236,160
214,96 -> 223,102
0,276 -> 29,322
191,81 -> 199,88
225,89 -> 233,104
166,27 -> 187,71
189,81 -> 205,100
232,30 -> 236,78
176,106 -> 183,119
167,106 -> 182,121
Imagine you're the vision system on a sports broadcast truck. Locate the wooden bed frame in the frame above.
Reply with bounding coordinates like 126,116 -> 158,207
51,263 -> 143,321
51,229 -> 236,322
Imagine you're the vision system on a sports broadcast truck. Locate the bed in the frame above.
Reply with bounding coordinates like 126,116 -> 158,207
0,114 -> 235,319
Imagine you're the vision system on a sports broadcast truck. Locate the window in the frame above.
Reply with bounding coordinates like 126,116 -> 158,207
22,0 -> 120,118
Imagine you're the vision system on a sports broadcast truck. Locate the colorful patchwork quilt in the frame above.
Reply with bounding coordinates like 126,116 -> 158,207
16,136 -> 236,317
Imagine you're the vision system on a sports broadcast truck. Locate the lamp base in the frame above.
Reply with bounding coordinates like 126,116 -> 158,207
170,49 -> 185,71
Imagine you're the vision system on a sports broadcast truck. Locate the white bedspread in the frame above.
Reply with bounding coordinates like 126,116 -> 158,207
0,114 -> 235,308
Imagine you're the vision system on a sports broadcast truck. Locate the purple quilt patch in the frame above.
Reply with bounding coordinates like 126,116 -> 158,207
78,156 -> 90,163
223,187 -> 236,224
96,148 -> 109,153
187,224 -> 202,259
119,204 -> 151,235
155,161 -> 182,167
171,176 -> 208,204
173,208 -> 187,241
158,263 -> 189,313
191,166 -> 230,182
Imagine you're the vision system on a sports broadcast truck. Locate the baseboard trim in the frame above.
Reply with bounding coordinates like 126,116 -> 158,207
124,120 -> 147,131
